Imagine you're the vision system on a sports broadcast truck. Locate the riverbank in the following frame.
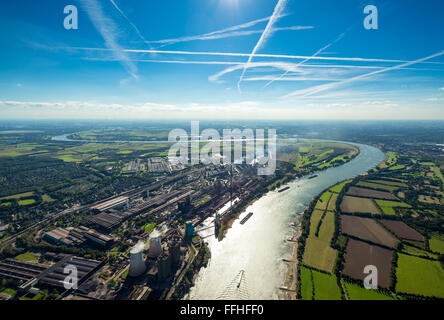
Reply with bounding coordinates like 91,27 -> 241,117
282,147 -> 385,300
280,219 -> 302,300
188,142 -> 384,300
217,145 -> 361,241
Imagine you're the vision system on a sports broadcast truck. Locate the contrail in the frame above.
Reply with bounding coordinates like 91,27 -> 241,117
109,0 -> 149,45
145,15 -> 287,46
263,32 -> 346,88
283,50 -> 444,98
146,26 -> 313,46
237,0 -> 289,93
80,0 -> 138,78
65,46 -> 444,65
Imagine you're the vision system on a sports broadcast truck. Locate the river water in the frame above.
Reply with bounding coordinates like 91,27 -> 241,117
187,142 -> 385,300
51,134 -> 385,299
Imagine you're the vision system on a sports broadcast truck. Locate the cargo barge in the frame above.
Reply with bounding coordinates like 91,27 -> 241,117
240,212 -> 253,225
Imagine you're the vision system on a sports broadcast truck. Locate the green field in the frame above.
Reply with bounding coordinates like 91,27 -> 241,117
379,152 -> 397,168
367,180 -> 407,187
375,199 -> 411,215
312,270 -> 342,300
42,194 -> 55,203
389,164 -> 406,171
329,180 -> 351,193
396,253 -> 444,298
315,191 -> 332,210
318,212 -> 335,242
303,238 -> 337,273
300,266 -> 313,300
429,234 -> 444,254
0,191 -> 35,200
309,210 -> 324,238
432,166 -> 444,184
14,251 -> 39,262
402,244 -> 438,259
343,281 -> 396,300
18,199 -> 36,206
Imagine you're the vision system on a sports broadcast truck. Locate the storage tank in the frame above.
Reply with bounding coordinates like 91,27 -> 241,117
128,241 -> 146,277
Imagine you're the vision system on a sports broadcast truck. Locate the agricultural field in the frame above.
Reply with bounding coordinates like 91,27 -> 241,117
340,215 -> 399,248
292,140 -> 358,169
0,191 -> 35,200
308,209 -> 324,238
396,253 -> 444,298
380,220 -> 424,241
327,193 -> 338,211
418,195 -> 441,205
429,234 -> 444,254
302,238 -> 337,273
342,281 -> 397,300
342,239 -> 393,288
367,180 -> 407,187
315,191 -> 332,210
312,270 -> 342,300
340,195 -> 382,215
317,212 -> 335,242
346,186 -> 398,200
402,244 -> 438,259
18,199 -> 36,206
378,151 -> 397,169
329,180 -> 351,193
374,200 -> 411,216
299,148 -> 444,300
300,266 -> 314,300
357,181 -> 400,192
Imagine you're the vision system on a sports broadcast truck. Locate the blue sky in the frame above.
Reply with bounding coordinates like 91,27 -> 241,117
0,0 -> 443,119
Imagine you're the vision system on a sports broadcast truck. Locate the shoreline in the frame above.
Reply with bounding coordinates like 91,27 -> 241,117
281,145 -> 385,300
217,144 -> 362,241
279,219 -> 302,300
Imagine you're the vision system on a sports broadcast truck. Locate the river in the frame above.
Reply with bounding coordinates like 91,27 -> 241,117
187,142 -> 385,300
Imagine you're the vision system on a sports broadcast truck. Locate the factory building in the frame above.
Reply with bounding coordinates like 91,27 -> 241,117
90,196 -> 129,213
0,255 -> 104,291
44,227 -> 115,248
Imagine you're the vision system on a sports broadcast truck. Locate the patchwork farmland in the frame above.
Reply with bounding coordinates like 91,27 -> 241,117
342,239 -> 393,288
297,150 -> 444,300
346,186 -> 398,200
340,215 -> 399,248
380,220 -> 424,241
340,196 -> 382,215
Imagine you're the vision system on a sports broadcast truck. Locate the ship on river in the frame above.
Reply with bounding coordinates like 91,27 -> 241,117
240,212 -> 253,225
278,186 -> 290,193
